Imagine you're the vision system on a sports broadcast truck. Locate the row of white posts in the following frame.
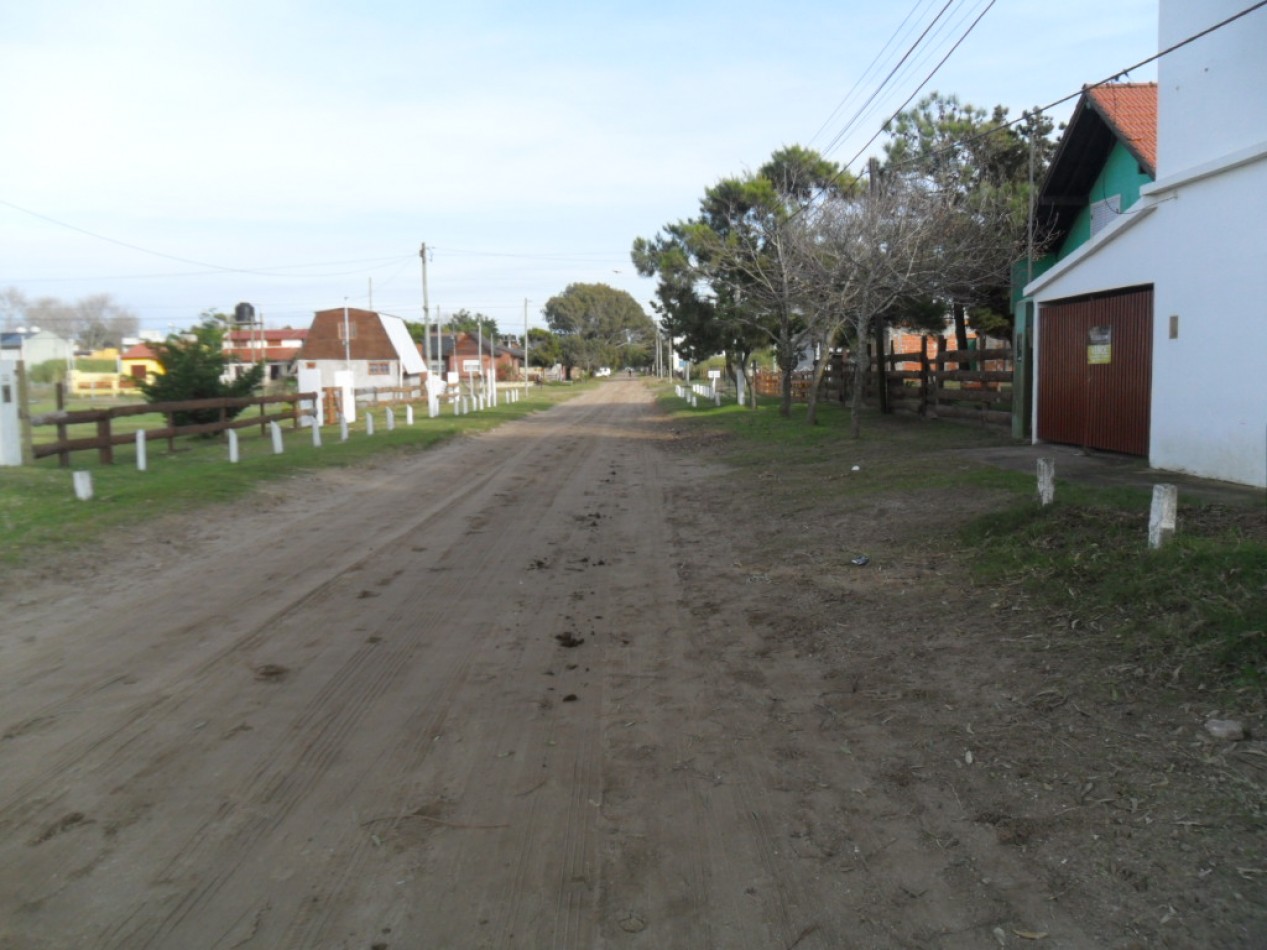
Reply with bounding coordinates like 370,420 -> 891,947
70,389 -> 525,501
675,371 -> 759,408
1036,457 -> 1178,549
674,382 -> 722,408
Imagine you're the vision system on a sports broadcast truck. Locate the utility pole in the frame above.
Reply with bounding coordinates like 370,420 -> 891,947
419,243 -> 431,372
523,298 -> 530,394
342,298 -> 351,367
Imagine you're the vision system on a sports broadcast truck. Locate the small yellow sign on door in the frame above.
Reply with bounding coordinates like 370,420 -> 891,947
1088,325 -> 1112,365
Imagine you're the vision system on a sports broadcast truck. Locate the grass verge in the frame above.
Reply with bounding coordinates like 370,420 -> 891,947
661,383 -> 1267,692
961,496 -> 1267,688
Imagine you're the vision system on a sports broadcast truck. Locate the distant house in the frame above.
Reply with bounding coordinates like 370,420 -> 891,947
437,331 -> 523,382
294,308 -> 426,419
0,328 -> 74,368
222,327 -> 308,383
1020,0 -> 1267,487
120,342 -> 163,385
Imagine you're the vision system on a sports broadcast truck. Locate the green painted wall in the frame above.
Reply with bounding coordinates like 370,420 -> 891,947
1057,141 -> 1152,259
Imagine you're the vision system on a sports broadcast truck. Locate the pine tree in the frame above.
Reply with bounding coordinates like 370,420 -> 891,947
138,317 -> 264,427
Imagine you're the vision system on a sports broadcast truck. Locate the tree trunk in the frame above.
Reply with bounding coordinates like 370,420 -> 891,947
805,335 -> 830,426
953,301 -> 969,369
848,323 -> 869,438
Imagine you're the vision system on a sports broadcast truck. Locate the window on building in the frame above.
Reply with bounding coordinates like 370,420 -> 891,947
368,362 -> 392,375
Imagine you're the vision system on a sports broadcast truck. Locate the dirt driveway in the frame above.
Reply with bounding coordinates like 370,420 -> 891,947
0,381 -> 1262,949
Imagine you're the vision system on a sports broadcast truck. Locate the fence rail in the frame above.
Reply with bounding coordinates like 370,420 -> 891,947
752,339 -> 1014,426
30,392 -> 315,466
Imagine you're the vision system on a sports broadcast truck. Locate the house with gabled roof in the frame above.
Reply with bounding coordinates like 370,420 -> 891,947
294,308 -> 427,422
295,307 -> 425,390
1017,0 -> 1267,488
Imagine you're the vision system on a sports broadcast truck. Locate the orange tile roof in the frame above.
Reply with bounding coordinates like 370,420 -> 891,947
1085,82 -> 1157,176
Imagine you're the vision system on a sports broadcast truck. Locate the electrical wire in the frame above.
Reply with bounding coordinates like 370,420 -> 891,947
838,0 -> 998,174
821,0 -> 978,160
851,0 -> 1267,183
807,0 -> 941,150
0,197 -> 416,279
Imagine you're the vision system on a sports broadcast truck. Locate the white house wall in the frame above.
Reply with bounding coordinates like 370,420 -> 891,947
1158,2 -> 1267,177
1148,157 -> 1267,487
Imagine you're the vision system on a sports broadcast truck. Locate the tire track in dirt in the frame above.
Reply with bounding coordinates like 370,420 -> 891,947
97,396 -> 625,949
0,436 -> 537,831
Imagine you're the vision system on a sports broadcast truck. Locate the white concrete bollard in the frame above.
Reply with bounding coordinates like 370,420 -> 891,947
269,421 -> 284,454
1037,458 -> 1055,506
1148,484 -> 1179,549
340,418 -> 349,442
311,419 -> 322,448
386,407 -> 396,431
228,429 -> 240,463
136,430 -> 147,472
365,413 -> 375,436
73,470 -> 93,501
406,405 -> 414,426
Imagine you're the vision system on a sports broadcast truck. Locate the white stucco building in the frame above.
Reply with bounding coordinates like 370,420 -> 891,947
1025,2 -> 1267,488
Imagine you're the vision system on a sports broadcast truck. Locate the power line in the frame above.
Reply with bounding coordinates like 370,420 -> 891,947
807,0 -> 941,149
838,0 -> 998,174
0,197 -> 416,279
877,0 -> 1267,181
818,0 -> 961,160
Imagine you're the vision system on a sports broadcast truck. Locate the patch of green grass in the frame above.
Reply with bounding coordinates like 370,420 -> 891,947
656,384 -> 1013,468
962,496 -> 1267,685
0,386 -> 580,565
657,382 -> 1267,690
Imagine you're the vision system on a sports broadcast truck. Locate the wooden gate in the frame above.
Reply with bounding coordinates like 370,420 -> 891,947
1037,285 -> 1153,457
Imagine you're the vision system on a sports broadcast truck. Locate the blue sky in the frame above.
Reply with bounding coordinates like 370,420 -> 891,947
0,0 -> 1159,336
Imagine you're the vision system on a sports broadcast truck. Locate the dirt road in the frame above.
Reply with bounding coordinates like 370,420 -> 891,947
0,381 -> 1260,949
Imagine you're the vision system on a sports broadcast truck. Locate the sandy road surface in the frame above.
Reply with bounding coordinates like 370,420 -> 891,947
0,382 -> 1190,948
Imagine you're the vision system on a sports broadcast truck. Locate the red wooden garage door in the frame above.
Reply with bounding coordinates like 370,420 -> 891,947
1037,286 -> 1153,457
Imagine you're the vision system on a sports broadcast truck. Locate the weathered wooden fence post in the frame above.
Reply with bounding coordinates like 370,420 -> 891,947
1037,458 -> 1055,506
1148,484 -> 1178,549
55,382 -> 70,468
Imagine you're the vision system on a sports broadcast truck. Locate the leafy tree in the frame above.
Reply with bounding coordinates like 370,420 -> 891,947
28,359 -> 68,384
635,145 -> 851,417
881,93 -> 1057,342
138,317 -> 264,427
541,283 -> 653,378
527,327 -> 562,369
443,308 -> 499,338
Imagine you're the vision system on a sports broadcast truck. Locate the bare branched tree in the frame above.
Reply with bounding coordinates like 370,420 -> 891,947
795,177 -> 957,436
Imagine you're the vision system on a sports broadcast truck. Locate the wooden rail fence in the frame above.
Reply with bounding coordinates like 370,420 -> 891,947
753,339 -> 1013,426
30,392 -> 315,467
